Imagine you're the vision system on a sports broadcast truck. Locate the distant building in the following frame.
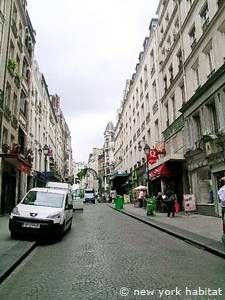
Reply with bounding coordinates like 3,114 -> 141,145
87,147 -> 103,193
103,121 -> 115,192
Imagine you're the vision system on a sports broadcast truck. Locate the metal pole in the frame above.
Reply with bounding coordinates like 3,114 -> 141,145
44,154 -> 47,186
146,155 -> 150,197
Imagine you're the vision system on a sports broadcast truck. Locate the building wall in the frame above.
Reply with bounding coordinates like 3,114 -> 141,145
113,0 -> 225,215
114,19 -> 160,177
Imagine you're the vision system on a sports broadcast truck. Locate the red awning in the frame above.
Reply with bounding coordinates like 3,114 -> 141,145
0,153 -> 32,174
149,163 -> 172,180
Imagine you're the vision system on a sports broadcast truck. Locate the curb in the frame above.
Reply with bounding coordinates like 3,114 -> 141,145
0,242 -> 36,284
110,206 -> 225,259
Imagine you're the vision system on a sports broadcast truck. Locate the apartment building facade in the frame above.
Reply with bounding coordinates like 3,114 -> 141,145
0,0 -> 73,214
113,0 -> 225,216
0,0 -> 35,214
114,19 -> 162,195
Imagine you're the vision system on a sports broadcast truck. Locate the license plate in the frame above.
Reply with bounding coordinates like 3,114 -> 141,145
22,223 -> 40,229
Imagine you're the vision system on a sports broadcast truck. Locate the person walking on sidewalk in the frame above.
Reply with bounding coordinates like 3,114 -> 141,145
218,177 -> 225,220
164,189 -> 176,217
138,189 -> 145,208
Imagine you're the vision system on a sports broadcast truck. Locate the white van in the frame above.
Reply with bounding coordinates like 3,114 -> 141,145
72,188 -> 84,211
46,181 -> 71,192
9,187 -> 73,239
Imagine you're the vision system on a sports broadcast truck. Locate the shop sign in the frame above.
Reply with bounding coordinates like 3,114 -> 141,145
147,149 -> 158,165
154,141 -> 166,155
183,194 -> 196,212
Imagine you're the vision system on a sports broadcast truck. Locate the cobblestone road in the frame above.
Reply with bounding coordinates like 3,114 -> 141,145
0,204 -> 225,300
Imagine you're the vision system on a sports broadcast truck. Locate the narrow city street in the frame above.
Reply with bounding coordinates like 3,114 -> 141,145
0,204 -> 224,300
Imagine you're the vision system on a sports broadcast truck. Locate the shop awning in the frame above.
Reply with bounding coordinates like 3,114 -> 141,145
0,153 -> 32,174
149,163 -> 172,180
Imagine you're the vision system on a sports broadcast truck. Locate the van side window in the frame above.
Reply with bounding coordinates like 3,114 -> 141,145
68,194 -> 73,206
65,195 -> 69,208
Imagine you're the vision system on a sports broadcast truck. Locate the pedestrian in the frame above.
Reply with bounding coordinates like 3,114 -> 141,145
218,177 -> 225,221
156,192 -> 164,212
138,189 -> 145,208
164,189 -> 176,217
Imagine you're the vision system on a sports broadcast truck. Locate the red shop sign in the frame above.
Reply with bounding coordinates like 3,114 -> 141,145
147,149 -> 158,165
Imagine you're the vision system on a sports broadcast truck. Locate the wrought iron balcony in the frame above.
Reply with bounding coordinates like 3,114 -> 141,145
162,115 -> 184,141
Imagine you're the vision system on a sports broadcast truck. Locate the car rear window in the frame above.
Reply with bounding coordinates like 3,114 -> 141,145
22,191 -> 64,208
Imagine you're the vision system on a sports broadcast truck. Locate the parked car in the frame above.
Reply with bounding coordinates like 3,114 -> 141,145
9,187 -> 73,240
84,189 -> 95,204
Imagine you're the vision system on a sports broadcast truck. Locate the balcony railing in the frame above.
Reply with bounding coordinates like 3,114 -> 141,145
11,19 -> 18,38
144,80 -> 148,90
17,36 -> 23,52
4,105 -> 11,121
151,65 -> 155,77
190,38 -> 197,50
11,115 -> 18,129
146,112 -> 150,124
202,17 -> 209,32
0,90 -> 4,109
163,115 -> 184,140
218,0 -> 223,9
152,101 -> 158,115
136,128 -> 140,137
14,74 -> 21,89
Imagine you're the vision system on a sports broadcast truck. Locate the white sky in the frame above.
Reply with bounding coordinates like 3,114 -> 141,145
27,0 -> 158,162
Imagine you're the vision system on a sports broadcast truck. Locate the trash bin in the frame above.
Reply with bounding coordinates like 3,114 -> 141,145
115,196 -> 124,210
146,197 -> 156,216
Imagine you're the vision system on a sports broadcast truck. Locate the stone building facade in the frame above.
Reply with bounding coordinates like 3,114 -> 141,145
113,0 -> 225,216
0,0 -> 73,214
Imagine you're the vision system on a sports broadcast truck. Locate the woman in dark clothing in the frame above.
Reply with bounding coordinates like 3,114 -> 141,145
164,190 -> 176,217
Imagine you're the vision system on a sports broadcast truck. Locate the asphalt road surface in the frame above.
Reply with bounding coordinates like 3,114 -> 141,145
0,204 -> 225,300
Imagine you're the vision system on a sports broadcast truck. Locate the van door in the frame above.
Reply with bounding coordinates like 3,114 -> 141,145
65,193 -> 73,228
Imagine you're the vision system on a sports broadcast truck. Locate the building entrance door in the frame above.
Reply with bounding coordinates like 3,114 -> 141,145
1,167 -> 16,214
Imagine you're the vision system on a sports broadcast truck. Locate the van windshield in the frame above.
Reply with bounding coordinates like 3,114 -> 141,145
22,191 -> 64,208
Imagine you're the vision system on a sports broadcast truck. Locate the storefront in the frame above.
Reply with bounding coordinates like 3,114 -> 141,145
149,160 -> 185,209
0,152 -> 32,214
109,173 -> 129,196
181,62 -> 225,216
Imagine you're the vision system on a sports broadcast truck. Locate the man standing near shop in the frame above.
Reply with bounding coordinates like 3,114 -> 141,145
218,177 -> 225,220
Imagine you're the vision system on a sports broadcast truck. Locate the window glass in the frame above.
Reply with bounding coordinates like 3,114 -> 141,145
22,191 -> 64,208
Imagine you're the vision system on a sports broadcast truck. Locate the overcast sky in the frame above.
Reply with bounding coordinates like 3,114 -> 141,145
27,0 -> 158,162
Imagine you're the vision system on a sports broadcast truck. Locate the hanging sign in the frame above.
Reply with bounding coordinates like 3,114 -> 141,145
147,149 -> 158,165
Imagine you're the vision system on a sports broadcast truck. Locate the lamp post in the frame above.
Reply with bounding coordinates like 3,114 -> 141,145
143,144 -> 150,196
138,142 -> 150,196
38,144 -> 49,186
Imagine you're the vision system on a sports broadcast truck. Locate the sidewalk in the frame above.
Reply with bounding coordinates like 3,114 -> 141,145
110,203 -> 225,258
0,215 -> 36,284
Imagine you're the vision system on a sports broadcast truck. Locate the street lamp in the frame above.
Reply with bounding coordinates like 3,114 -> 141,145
38,144 -> 49,185
138,142 -> 150,196
143,144 -> 150,196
